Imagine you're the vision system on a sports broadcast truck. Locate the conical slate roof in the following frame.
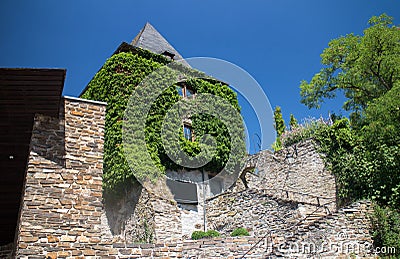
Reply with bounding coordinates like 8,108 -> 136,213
80,22 -> 193,96
131,22 -> 189,66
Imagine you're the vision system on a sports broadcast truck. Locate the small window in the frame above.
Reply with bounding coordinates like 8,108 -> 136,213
186,87 -> 194,98
183,124 -> 193,141
177,83 -> 195,98
176,85 -> 184,96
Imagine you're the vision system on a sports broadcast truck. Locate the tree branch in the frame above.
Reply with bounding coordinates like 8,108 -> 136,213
341,81 -> 375,99
369,64 -> 391,91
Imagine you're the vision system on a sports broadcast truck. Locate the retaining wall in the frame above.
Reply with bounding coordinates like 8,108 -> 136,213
7,97 -> 375,258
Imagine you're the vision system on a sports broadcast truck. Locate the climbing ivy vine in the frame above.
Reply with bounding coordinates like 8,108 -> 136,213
81,48 -> 246,193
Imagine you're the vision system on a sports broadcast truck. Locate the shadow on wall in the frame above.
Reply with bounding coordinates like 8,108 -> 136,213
103,180 -> 155,243
30,110 -> 66,168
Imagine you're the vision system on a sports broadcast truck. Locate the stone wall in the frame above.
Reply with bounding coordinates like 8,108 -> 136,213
181,237 -> 270,258
12,95 -> 184,258
0,244 -> 12,259
205,140 -> 337,238
94,200 -> 375,259
280,200 -> 375,258
100,183 -> 183,244
100,182 -> 156,243
15,97 -> 107,258
205,189 -> 374,258
11,97 -> 376,259
151,196 -> 182,242
249,139 -> 337,213
207,188 -> 302,237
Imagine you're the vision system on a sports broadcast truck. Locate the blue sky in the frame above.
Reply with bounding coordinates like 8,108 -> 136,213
1,1 -> 399,151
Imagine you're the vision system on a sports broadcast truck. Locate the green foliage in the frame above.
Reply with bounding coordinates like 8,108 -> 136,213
191,230 -> 220,240
297,14 -> 400,208
289,114 -> 298,130
363,81 -> 400,145
273,106 -> 285,136
360,83 -> 400,207
191,230 -> 206,240
272,106 -> 285,151
300,14 -> 400,115
205,229 -> 221,238
281,98 -> 399,207
313,119 -> 362,205
313,84 -> 400,208
231,227 -> 250,237
296,13 -> 400,250
81,51 -> 163,192
271,138 -> 282,152
372,205 -> 400,257
81,48 -> 245,192
281,117 -> 330,147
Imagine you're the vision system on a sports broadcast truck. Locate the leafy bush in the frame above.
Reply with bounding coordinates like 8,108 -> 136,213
191,230 -> 221,240
191,231 -> 206,240
280,117 -> 331,147
231,227 -> 249,237
206,229 -> 221,238
313,86 -> 400,208
313,118 -> 360,205
371,205 -> 400,258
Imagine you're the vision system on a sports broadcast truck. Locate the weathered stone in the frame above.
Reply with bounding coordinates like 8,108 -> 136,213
20,236 -> 39,243
60,235 -> 76,242
15,98 -> 106,258
46,252 -> 57,259
9,97 -> 375,259
82,249 -> 96,256
57,251 -> 70,257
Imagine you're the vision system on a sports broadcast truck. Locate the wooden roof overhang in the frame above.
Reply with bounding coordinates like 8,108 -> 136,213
0,68 -> 65,245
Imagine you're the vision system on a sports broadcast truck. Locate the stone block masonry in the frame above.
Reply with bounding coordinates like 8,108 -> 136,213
15,97 -> 107,258
11,96 -> 376,258
100,180 -> 183,245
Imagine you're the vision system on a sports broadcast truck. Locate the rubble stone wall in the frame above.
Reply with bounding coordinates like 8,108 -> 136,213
250,139 -> 337,212
11,97 -> 375,259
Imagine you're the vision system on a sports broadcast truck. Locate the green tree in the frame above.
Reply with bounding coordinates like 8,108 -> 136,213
298,14 -> 400,251
372,205 -> 400,257
299,14 -> 400,206
272,106 -> 285,151
361,82 -> 400,207
300,14 -> 400,116
289,114 -> 298,130
274,106 -> 285,136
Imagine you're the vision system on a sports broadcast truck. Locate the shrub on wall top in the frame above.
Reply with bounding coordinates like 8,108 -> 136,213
231,227 -> 250,237
191,230 -> 221,240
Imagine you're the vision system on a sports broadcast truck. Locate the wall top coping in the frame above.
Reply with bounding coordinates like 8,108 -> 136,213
63,96 -> 107,106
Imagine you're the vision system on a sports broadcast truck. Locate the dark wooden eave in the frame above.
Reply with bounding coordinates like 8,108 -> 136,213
0,68 -> 65,245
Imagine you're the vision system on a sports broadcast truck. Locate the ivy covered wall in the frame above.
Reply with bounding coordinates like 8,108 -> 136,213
81,47 -> 246,192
